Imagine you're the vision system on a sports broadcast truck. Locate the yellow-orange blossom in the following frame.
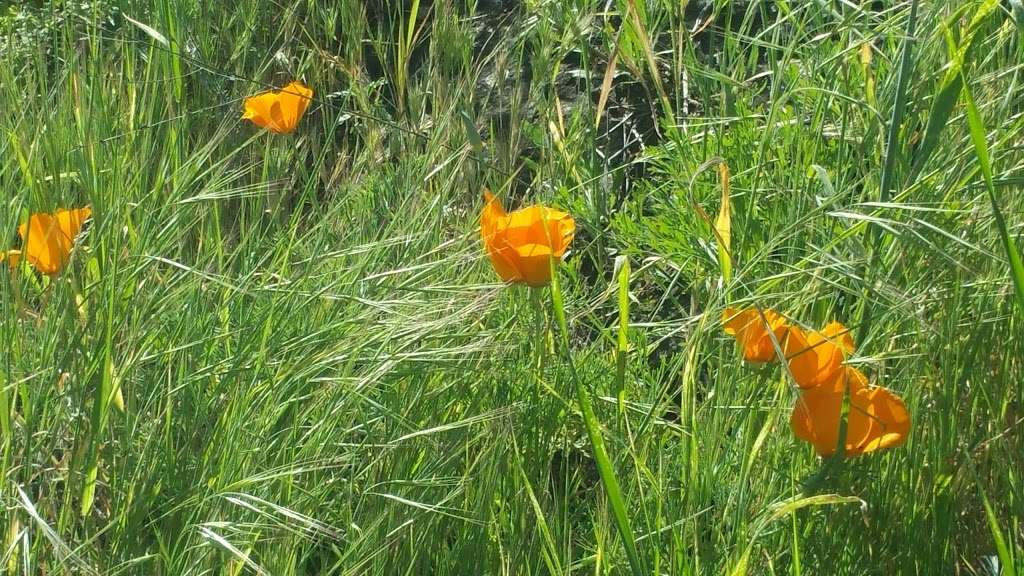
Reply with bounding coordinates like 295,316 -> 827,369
790,364 -> 911,457
242,81 -> 313,134
480,191 -> 575,287
2,207 -> 92,276
721,307 -> 911,457
722,307 -> 788,363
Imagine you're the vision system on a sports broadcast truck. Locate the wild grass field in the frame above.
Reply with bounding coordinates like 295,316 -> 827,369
1,0 -> 1023,574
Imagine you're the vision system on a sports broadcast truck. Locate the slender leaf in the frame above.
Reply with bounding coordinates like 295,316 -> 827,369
962,77 -> 1024,313
548,268 -> 645,576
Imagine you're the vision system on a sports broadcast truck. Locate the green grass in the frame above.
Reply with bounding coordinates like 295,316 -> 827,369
1,0 -> 1022,574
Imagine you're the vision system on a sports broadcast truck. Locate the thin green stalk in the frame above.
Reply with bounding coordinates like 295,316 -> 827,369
528,287 -> 547,372
968,458 -> 1018,576
961,76 -> 1024,313
548,263 -> 645,576
528,287 -> 548,458
614,257 -> 630,418
81,265 -> 117,517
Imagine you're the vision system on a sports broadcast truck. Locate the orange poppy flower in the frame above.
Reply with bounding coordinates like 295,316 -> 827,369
722,307 -> 789,364
790,367 -> 910,457
241,81 -> 313,134
6,207 -> 92,276
480,191 -> 575,287
782,323 -> 853,389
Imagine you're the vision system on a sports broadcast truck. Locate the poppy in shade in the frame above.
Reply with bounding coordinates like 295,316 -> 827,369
4,207 -> 92,276
242,81 -> 313,134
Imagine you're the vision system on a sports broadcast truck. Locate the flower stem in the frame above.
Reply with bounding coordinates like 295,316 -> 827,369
548,267 -> 645,576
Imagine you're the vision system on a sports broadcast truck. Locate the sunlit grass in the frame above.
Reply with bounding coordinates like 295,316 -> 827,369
1,1 -> 1022,574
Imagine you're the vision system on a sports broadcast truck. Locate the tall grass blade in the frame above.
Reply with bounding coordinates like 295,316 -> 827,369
909,0 -> 999,180
81,265 -> 118,516
596,30 -> 623,130
962,78 -> 1024,312
968,461 -> 1019,576
123,14 -> 169,47
878,0 -> 920,205
549,268 -> 645,576
614,256 -> 630,415
729,495 -> 862,576
858,0 -> 920,342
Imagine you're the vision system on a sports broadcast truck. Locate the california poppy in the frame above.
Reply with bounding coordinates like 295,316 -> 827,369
782,323 -> 851,389
790,367 -> 910,457
241,81 -> 313,134
5,207 -> 92,276
480,191 -> 575,287
722,307 -> 789,364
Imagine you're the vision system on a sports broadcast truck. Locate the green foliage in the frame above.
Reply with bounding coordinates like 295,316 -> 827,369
0,1 -> 1021,574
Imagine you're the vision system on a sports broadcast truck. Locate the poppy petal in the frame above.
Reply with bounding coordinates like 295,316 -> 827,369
19,214 -> 66,275
854,386 -> 911,454
550,208 -> 575,257
817,364 -> 869,395
277,81 -> 313,131
479,192 -> 573,287
513,243 -> 555,287
790,388 -> 843,456
54,207 -> 92,250
481,191 -> 507,233
790,374 -> 910,457
783,326 -> 844,389
480,193 -> 523,283
485,241 -> 525,284
721,307 -> 749,336
722,308 -> 788,363
15,207 -> 91,276
822,321 -> 855,354
242,92 -> 286,132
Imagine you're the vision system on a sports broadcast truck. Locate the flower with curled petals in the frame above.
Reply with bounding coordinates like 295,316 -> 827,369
480,191 -> 575,287
790,367 -> 911,457
242,81 -> 313,134
782,322 -> 854,390
3,207 -> 92,276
